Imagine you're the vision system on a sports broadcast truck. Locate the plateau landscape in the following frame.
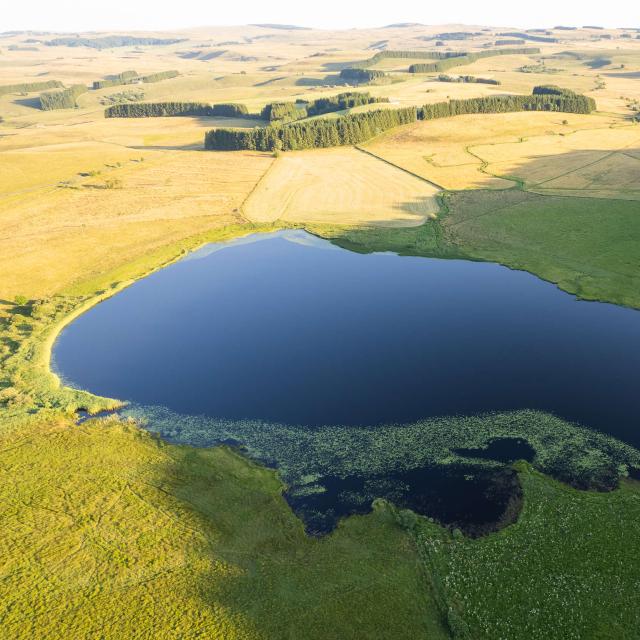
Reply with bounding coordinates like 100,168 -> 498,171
1,7 -> 639,639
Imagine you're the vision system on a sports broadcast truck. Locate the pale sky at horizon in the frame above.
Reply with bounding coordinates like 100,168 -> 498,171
3,0 -> 636,33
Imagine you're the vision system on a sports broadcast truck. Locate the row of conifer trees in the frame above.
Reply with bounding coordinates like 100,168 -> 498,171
205,107 -> 417,151
261,92 -> 388,123
142,70 -> 180,83
419,93 -> 595,118
39,85 -> 88,110
357,47 -> 540,70
437,75 -> 501,85
104,92 -> 387,121
34,69 -> 179,110
205,87 -> 596,151
339,68 -> 387,83
92,70 -> 139,90
93,70 -> 179,90
409,47 -> 540,73
104,102 -> 249,118
0,80 -> 63,97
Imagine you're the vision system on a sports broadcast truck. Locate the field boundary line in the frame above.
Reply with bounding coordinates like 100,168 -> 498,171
238,154 -> 278,222
354,145 -> 445,190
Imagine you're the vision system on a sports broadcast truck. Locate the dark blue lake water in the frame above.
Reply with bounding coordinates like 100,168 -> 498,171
53,230 -> 640,446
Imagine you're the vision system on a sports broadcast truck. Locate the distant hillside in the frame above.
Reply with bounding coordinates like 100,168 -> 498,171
251,24 -> 310,30
383,23 -> 425,28
45,36 -> 186,49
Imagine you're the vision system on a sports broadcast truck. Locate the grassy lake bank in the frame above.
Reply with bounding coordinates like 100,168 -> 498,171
2,191 -> 640,638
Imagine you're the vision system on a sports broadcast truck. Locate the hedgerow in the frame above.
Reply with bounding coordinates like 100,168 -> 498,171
408,47 -> 540,73
437,75 -> 501,85
339,68 -> 387,83
205,88 -> 595,151
0,80 -> 63,97
39,84 -> 88,110
105,102 -> 249,118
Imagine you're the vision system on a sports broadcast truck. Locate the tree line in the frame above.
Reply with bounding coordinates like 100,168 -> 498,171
430,31 -> 480,40
45,36 -> 186,49
39,85 -> 88,110
204,86 -> 596,151
357,47 -> 539,70
438,75 -> 501,85
142,70 -> 179,83
93,70 -> 179,90
205,107 -> 417,151
532,85 -> 580,97
0,80 -> 62,97
409,47 -> 540,73
93,70 -> 139,90
305,92 -> 388,115
499,31 -> 559,43
104,102 -> 249,118
419,92 -> 596,118
263,92 -> 389,122
105,92 -> 386,122
339,68 -> 387,83
359,50 -> 467,66
261,102 -> 305,123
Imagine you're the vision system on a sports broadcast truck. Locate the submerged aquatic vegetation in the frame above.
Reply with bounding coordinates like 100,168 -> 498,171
126,405 -> 640,532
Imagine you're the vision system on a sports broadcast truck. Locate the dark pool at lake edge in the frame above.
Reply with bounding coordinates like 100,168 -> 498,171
285,460 -> 525,537
53,230 -> 640,533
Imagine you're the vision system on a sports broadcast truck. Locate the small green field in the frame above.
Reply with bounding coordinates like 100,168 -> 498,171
317,191 -> 640,309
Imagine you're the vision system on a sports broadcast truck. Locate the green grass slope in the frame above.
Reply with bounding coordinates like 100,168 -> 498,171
0,416 -> 447,640
2,192 -> 640,639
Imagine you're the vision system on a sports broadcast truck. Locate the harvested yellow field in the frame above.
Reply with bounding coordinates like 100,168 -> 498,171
243,147 -> 440,226
0,150 -> 272,299
364,112 -> 617,190
473,124 -> 640,198
0,116 -> 259,154
532,153 -> 640,199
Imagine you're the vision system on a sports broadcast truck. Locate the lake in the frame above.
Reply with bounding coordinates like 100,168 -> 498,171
53,230 -> 640,441
52,229 -> 640,532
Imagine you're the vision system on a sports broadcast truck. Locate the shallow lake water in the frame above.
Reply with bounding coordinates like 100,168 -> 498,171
53,230 -> 640,532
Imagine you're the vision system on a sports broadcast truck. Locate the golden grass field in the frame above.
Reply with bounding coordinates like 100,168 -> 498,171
363,111 -> 626,190
1,23 -> 640,638
243,147 -> 440,226
473,124 -> 640,198
0,26 -> 638,302
0,147 -> 273,299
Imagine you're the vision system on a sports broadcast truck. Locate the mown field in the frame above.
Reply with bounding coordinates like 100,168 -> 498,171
1,22 -> 640,639
363,111 -> 624,190
243,147 -> 440,226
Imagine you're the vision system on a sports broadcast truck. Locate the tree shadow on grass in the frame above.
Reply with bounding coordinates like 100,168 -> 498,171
322,60 -> 366,72
295,74 -> 344,87
127,143 -> 203,151
12,97 -> 42,109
